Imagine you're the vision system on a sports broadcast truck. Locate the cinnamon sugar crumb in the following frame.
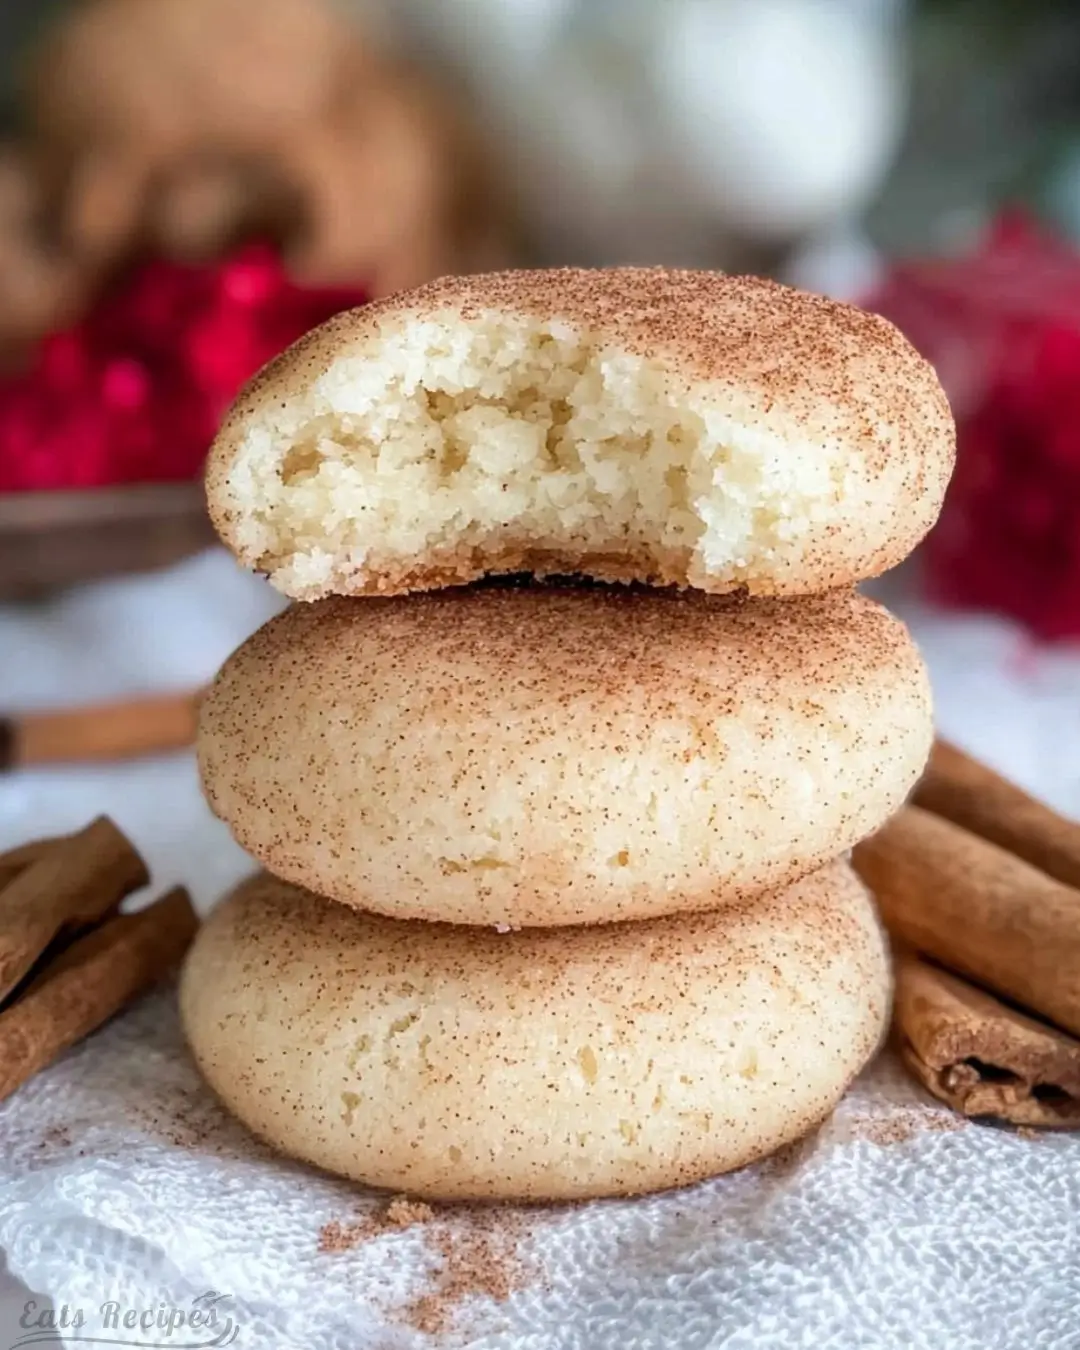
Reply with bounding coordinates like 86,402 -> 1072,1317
37,1124 -> 72,1149
846,1107 -> 966,1146
386,1197 -> 436,1227
401,1209 -> 529,1337
317,1197 -> 532,1334
317,1218 -> 375,1253
317,1195 -> 435,1252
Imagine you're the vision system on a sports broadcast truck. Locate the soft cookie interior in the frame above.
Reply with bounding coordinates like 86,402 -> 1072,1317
221,309 -> 851,598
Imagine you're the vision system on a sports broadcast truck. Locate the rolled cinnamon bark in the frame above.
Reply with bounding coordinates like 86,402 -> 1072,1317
2,690 -> 201,770
853,805 -> 1080,1039
0,817 -> 148,1003
894,948 -> 1080,1128
915,739 -> 1080,889
0,886 -> 198,1103
0,835 -> 62,892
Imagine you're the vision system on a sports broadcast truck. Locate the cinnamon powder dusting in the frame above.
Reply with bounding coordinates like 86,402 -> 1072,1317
317,1196 -> 532,1336
37,1124 -> 72,1149
317,1196 -> 435,1252
402,1209 -> 528,1337
844,1106 -> 967,1146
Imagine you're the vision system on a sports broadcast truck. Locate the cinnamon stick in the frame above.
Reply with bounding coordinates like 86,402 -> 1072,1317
0,834 -> 63,892
0,817 -> 148,1003
915,738 -> 1080,889
853,805 -> 1080,1039
893,947 -> 1080,1127
2,690 -> 201,770
0,886 -> 198,1103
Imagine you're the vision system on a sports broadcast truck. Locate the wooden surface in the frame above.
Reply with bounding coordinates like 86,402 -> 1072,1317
0,484 -> 215,598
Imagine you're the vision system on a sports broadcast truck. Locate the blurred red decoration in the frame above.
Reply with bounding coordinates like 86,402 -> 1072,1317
870,212 -> 1080,641
0,242 -> 366,493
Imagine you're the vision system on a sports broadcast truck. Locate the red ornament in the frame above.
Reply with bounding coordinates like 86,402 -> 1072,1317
869,212 -> 1080,641
0,243 -> 367,493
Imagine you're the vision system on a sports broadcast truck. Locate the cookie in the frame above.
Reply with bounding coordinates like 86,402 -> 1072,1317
180,861 -> 890,1201
205,266 -> 954,600
197,584 -> 932,927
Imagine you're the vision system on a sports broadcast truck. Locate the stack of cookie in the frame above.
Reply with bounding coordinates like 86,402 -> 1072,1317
181,269 -> 954,1202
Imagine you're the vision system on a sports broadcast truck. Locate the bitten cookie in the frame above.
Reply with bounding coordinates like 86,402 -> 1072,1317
197,584 -> 932,927
180,861 -> 890,1201
205,267 -> 954,600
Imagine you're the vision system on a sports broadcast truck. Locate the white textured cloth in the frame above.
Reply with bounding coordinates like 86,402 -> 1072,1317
0,550 -> 1078,1349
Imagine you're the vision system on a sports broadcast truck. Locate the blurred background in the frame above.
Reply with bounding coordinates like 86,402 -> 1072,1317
3,0 -> 1080,905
